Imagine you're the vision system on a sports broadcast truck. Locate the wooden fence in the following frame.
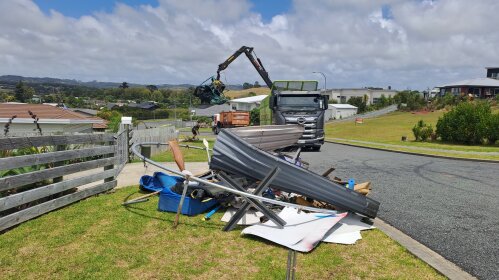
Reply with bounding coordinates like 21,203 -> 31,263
0,132 -> 127,232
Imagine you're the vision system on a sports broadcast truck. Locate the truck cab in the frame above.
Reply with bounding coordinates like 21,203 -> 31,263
267,81 -> 328,150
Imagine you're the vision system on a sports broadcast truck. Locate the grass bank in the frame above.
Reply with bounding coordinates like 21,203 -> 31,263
325,111 -> 499,160
0,186 -> 444,279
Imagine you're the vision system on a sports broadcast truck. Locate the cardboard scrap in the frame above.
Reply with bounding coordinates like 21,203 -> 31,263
241,207 -> 347,252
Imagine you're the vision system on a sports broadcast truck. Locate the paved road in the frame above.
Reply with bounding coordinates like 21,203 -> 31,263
301,143 -> 499,280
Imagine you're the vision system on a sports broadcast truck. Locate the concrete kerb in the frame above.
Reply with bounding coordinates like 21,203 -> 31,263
325,139 -> 499,164
374,219 -> 477,280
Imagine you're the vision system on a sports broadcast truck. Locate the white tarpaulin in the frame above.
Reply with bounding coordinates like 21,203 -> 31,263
241,207 -> 347,252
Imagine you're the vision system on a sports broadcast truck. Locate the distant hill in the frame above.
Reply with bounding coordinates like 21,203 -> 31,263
0,75 -> 243,90
224,87 -> 270,99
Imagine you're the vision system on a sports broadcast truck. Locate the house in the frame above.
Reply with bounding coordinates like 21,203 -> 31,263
326,104 -> 358,120
228,95 -> 268,111
438,78 -> 499,98
0,103 -> 106,136
486,67 -> 499,79
128,101 -> 159,110
437,67 -> 499,98
322,88 -> 397,105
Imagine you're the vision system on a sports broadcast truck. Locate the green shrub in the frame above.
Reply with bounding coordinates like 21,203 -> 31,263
394,90 -> 425,111
192,115 -> 212,124
486,113 -> 499,144
250,107 -> 260,125
436,101 -> 492,144
412,120 -> 434,141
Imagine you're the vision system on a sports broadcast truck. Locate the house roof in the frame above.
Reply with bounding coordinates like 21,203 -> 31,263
128,101 -> 158,109
330,104 -> 358,109
439,77 -> 499,88
229,95 -> 268,103
0,103 -> 104,125
70,108 -> 98,116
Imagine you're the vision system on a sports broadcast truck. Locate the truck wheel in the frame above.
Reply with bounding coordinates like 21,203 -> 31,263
312,146 -> 321,152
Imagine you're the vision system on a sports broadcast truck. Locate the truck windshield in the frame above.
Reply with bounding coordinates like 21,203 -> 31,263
278,95 -> 322,110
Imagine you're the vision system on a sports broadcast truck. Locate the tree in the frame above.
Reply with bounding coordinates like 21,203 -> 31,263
347,96 -> 367,113
14,80 -> 35,103
119,82 -> 129,89
242,82 -> 252,89
253,81 -> 261,88
146,85 -> 158,92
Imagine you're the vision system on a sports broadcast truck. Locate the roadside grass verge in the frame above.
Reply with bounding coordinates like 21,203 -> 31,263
0,186 -> 445,279
325,111 -> 499,160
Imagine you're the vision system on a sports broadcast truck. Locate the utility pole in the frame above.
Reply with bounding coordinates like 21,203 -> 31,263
312,71 -> 327,91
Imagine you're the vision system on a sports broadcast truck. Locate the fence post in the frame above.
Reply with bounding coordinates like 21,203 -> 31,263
121,117 -> 133,163
104,138 -> 115,183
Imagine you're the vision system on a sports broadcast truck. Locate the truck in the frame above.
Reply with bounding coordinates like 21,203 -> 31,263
212,111 -> 250,134
264,80 -> 328,151
197,46 -> 328,150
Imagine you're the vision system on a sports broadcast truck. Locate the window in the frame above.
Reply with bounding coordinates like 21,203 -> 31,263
451,88 -> 461,95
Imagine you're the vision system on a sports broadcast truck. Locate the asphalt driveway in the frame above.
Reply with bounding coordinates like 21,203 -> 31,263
301,143 -> 499,280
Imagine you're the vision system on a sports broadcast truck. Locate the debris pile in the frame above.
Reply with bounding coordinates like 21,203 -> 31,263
130,124 -> 380,253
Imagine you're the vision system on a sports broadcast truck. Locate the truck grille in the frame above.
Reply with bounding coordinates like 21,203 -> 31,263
285,117 -> 317,139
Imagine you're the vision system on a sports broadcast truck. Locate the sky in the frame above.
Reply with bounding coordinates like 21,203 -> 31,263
1,0 -> 498,90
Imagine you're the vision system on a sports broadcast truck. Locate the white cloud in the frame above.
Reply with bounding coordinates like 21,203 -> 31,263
0,0 -> 498,89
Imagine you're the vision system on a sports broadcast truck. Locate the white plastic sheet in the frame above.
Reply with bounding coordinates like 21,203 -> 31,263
322,213 -> 375,244
241,207 -> 347,252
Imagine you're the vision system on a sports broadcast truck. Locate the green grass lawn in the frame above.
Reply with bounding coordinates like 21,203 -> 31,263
325,110 -> 499,160
134,139 -> 215,163
0,186 -> 444,279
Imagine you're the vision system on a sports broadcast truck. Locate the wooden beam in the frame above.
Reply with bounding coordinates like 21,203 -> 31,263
0,146 -> 115,171
0,180 -> 116,232
0,168 -> 117,212
0,157 -> 117,192
0,134 -> 115,151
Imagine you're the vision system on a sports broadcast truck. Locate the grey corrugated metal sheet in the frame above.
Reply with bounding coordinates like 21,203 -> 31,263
210,126 -> 380,218
231,125 -> 303,151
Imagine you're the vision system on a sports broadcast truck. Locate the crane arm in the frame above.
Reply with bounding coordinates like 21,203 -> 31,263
216,46 -> 273,88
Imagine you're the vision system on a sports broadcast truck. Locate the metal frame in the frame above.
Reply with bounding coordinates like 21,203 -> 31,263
218,167 -> 285,231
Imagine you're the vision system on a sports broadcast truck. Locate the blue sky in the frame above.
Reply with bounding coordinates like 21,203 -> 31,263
34,0 -> 291,22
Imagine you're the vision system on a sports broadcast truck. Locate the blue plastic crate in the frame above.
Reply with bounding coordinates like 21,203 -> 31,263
155,172 -> 218,216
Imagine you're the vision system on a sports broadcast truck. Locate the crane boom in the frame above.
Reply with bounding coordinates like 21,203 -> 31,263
216,46 -> 273,88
